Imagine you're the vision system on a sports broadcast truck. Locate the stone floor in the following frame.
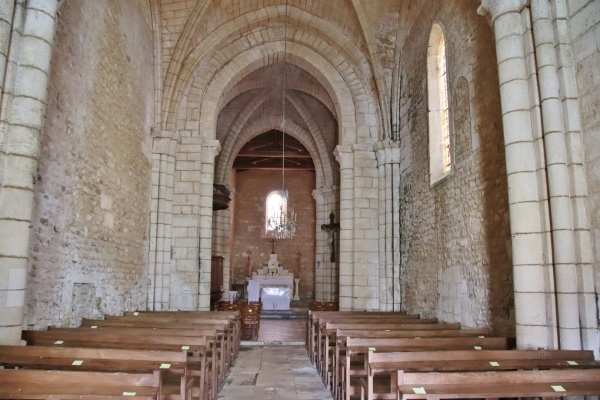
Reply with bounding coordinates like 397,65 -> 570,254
219,319 -> 333,399
218,346 -> 333,400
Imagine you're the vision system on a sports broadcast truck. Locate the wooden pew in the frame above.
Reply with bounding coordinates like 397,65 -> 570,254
306,311 -> 416,361
22,330 -> 211,400
312,315 -> 435,368
0,369 -> 162,399
82,317 -> 231,394
329,327 -> 488,398
318,322 -> 461,393
95,314 -> 235,379
123,311 -> 241,362
0,345 -> 193,400
362,348 -> 598,400
48,326 -> 218,400
339,336 -> 514,400
395,368 -> 600,399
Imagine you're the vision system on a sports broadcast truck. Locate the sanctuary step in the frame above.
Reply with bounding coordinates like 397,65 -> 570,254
261,307 -> 308,320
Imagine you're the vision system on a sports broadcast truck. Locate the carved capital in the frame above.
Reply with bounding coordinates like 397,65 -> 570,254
478,0 -> 529,22
333,144 -> 353,170
201,139 -> 222,161
374,140 -> 400,166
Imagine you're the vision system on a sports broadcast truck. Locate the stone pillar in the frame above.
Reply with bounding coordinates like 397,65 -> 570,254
0,1 -> 14,97
334,145 -> 354,310
478,0 -> 557,349
530,0 -> 584,350
197,140 -> 220,310
375,140 -> 401,311
0,0 -> 58,345
312,186 -> 337,302
149,134 -> 178,311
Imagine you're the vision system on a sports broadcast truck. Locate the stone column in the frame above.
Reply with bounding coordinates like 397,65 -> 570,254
375,140 -> 401,311
478,0 -> 557,349
334,145 -> 354,310
530,0 -> 582,350
0,1 -> 14,97
0,0 -> 58,345
149,134 -> 178,311
197,140 -> 220,310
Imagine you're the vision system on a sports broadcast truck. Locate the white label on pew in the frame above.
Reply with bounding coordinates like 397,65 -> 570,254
72,360 -> 84,366
182,346 -> 190,350
551,385 -> 566,392
384,329 -> 390,332
123,392 -> 137,396
133,312 -> 139,316
412,387 -> 426,394
160,363 -> 171,369
54,340 -> 64,345
474,346 -> 482,350
567,361 -> 578,365
368,347 -> 376,351
489,361 -> 500,367
414,337 -> 421,339
478,336 -> 485,338
91,325 -> 97,329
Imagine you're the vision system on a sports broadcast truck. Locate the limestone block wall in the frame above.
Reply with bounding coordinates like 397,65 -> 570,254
571,0 -> 600,326
397,0 -> 513,334
26,0 -> 154,329
231,169 -> 316,299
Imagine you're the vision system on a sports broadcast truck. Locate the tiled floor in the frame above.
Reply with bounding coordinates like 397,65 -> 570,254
219,318 -> 333,399
218,346 -> 333,400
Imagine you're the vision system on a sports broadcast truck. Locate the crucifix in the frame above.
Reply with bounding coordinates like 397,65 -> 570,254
320,212 -> 340,262
269,238 -> 277,254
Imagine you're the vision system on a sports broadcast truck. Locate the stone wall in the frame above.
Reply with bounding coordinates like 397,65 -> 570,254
397,0 -> 514,335
232,169 -> 316,300
26,0 -> 154,329
571,0 -> 600,322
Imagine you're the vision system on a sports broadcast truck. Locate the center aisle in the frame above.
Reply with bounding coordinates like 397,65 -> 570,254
218,346 -> 333,400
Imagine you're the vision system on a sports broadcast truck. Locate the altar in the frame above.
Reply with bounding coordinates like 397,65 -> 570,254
247,253 -> 296,310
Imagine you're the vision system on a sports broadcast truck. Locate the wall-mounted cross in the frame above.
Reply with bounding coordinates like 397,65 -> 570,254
320,212 -> 340,262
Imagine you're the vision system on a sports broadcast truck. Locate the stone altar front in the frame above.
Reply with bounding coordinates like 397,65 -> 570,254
247,253 -> 295,309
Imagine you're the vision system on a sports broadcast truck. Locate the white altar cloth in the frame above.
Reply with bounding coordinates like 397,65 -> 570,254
261,287 -> 291,310
247,277 -> 293,302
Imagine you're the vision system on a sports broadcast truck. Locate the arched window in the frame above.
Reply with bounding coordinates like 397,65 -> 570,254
265,189 -> 288,233
428,23 -> 452,184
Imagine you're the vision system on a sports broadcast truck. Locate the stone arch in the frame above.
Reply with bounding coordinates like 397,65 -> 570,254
163,6 -> 380,144
218,115 -> 325,190
197,42 -> 357,144
215,90 -> 335,189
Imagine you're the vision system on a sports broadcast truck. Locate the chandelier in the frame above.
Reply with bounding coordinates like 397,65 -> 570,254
267,0 -> 297,240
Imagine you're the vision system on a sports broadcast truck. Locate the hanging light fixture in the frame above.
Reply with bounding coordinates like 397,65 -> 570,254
266,0 -> 297,240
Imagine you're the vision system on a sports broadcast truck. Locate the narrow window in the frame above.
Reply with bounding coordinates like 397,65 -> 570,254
265,190 -> 287,233
428,23 -> 452,184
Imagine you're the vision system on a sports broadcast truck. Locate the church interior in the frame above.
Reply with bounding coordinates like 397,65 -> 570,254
1,0 -> 600,393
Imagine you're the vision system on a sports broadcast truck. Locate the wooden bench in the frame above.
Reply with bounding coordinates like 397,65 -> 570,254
78,319 -> 226,393
95,314 -> 235,378
313,315 -> 437,368
396,368 -> 600,399
0,344 -> 193,400
123,310 -> 241,361
361,348 -> 598,400
0,369 -> 162,399
318,322 -> 462,393
307,311 -> 417,362
22,330 -> 211,400
328,326 -> 489,398
339,336 -> 514,400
